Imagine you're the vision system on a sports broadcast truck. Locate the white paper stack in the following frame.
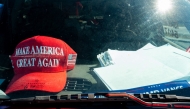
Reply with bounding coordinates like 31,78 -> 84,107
95,43 -> 190,91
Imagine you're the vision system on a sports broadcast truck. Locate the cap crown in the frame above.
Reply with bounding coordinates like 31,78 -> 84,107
10,36 -> 77,74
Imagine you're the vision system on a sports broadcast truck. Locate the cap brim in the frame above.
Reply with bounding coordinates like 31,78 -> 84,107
5,71 -> 67,94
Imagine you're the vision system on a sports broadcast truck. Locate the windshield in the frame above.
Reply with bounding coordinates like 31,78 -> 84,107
0,0 -> 190,99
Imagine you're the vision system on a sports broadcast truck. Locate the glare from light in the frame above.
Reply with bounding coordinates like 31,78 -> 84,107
157,0 -> 172,13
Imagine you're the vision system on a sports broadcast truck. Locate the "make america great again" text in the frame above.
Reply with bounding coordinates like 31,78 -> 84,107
14,46 -> 65,68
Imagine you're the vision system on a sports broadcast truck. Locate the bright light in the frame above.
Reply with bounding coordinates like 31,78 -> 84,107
157,0 -> 172,13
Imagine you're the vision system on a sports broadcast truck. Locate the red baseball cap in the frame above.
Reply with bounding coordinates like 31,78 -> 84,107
5,36 -> 77,94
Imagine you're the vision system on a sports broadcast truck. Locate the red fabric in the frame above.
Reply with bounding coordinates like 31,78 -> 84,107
5,36 -> 77,94
76,2 -> 83,16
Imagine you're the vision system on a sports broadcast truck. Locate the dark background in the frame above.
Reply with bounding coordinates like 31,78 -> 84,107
0,0 -> 166,62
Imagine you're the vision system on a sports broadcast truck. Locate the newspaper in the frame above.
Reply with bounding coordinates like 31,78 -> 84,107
95,43 -> 190,91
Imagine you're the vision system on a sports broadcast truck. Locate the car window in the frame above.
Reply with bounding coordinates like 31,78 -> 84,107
0,0 -> 190,99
